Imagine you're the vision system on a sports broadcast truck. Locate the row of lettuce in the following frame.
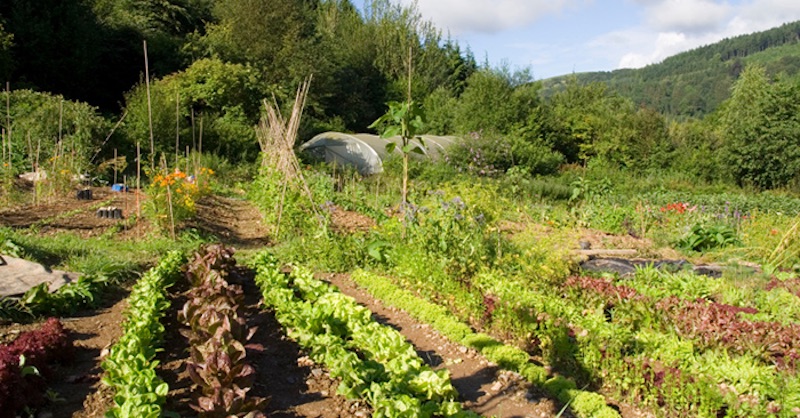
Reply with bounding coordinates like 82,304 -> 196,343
100,244 -> 269,417
2,244 -> 510,417
252,163 -> 800,417
254,251 -> 477,417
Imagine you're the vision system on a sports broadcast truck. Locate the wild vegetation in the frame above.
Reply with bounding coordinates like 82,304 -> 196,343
1,1 -> 800,417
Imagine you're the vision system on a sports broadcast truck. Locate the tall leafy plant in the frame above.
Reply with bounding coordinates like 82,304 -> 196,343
369,100 -> 425,210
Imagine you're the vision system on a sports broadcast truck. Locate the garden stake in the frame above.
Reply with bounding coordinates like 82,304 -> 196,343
144,40 -> 155,173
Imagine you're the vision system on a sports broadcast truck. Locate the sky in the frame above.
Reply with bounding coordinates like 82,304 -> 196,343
356,0 -> 800,80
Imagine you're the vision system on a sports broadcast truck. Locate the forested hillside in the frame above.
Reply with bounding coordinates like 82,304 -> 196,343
541,20 -> 800,117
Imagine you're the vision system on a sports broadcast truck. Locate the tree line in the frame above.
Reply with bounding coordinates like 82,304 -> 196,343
1,1 -> 799,191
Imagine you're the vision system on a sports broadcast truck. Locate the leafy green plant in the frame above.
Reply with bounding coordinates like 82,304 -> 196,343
569,176 -> 612,204
252,252 -> 476,417
405,193 -> 500,280
101,251 -> 185,418
369,100 -> 425,210
677,222 -> 740,252
349,269 -> 621,418
19,274 -> 109,317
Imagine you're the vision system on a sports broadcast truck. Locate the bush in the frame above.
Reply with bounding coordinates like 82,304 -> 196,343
677,222 -> 740,252
447,132 -> 563,177
121,58 -> 264,165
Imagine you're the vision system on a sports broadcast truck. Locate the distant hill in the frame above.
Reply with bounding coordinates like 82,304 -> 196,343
540,21 -> 800,118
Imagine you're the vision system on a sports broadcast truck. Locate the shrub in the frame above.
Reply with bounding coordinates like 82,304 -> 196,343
677,222 -> 740,252
447,132 -> 563,177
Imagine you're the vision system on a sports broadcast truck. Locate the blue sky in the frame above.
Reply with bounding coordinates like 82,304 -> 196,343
356,0 -> 800,80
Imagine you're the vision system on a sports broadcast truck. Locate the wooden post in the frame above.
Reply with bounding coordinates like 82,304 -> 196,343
175,91 -> 180,168
197,116 -> 202,190
144,40 -> 155,173
5,82 -> 11,176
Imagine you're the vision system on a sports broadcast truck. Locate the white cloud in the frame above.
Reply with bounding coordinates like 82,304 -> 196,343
618,32 -> 691,68
645,0 -> 732,33
608,0 -> 800,70
728,0 -> 800,33
398,0 -> 589,35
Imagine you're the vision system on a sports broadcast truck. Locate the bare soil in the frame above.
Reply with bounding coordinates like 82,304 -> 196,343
0,287 -> 129,418
0,186 -> 150,238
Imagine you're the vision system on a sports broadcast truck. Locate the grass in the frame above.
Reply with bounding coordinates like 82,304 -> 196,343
1,226 -> 204,281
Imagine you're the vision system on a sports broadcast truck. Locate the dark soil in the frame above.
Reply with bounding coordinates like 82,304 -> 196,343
0,287 -> 130,418
159,267 -> 370,418
0,186 -> 149,239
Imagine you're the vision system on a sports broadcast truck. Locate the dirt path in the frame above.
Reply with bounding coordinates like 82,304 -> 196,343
191,194 -> 271,248
191,197 -> 576,417
159,267 -> 372,418
322,273 -> 575,418
0,193 -> 638,417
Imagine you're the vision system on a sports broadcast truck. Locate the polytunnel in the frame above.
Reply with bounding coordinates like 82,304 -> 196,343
297,131 -> 457,175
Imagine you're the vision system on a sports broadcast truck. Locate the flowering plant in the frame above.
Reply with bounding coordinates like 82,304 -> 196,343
145,167 -> 213,233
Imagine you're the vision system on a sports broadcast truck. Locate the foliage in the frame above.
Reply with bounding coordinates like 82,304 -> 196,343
657,296 -> 800,371
540,21 -> 800,118
101,251 -> 185,418
404,191 -> 501,280
0,89 -> 108,196
447,132 -> 563,177
370,99 -> 426,208
180,244 -> 266,417
248,164 -> 330,240
0,226 -> 202,283
720,64 -> 800,189
451,68 -> 534,135
0,21 -> 12,82
349,270 -> 621,418
18,273 -> 110,318
252,252 -> 477,417
677,222 -> 740,252
121,58 -> 263,165
144,166 -> 213,233
0,318 -> 71,418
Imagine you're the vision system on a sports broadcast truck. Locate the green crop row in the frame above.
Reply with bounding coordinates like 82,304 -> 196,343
101,251 -> 185,418
350,269 -> 620,418
359,258 -> 798,417
252,251 -> 478,418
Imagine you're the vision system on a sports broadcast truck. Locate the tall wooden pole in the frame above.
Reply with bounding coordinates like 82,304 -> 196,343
175,92 -> 180,168
144,40 -> 155,173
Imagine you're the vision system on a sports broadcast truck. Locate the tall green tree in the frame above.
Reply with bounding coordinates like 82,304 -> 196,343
122,58 -> 265,163
0,0 -> 105,104
452,67 -> 533,135
543,78 -> 612,164
720,64 -> 800,189
200,0 -> 317,90
311,0 -> 388,132
362,0 -> 475,101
